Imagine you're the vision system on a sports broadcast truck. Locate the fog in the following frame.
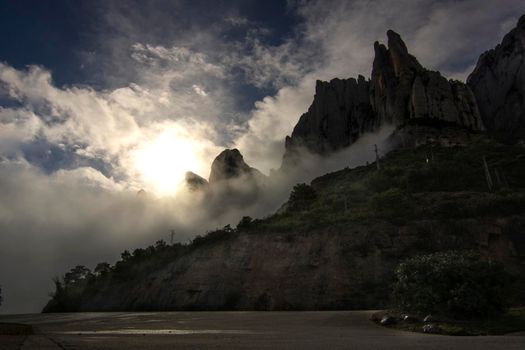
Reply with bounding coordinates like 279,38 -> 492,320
1,0 -> 524,313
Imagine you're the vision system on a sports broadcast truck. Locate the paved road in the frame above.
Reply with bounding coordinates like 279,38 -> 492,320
1,311 -> 524,349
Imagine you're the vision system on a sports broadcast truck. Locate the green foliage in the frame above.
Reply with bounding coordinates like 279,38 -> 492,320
288,183 -> 317,212
393,251 -> 512,318
369,188 -> 415,221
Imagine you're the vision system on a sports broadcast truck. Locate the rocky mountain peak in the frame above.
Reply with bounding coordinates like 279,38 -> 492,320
209,148 -> 264,183
371,30 -> 482,131
385,29 -> 423,75
184,171 -> 209,191
281,29 -> 485,170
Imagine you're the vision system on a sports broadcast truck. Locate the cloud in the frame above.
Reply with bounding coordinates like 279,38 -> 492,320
2,0 -> 525,314
235,0 -> 525,172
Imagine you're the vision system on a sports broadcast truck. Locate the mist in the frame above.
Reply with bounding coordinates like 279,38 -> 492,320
1,0 -> 524,314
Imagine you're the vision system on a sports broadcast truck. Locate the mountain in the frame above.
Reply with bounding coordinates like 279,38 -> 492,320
43,139 -> 525,312
282,30 -> 484,169
468,15 -> 525,143
209,149 -> 265,184
184,171 -> 209,191
44,20 -> 525,312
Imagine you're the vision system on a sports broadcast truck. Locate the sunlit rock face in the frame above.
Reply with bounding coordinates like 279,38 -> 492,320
370,30 -> 483,130
468,15 -> 525,143
209,149 -> 265,184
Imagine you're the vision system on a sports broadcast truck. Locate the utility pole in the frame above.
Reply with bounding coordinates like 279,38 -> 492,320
483,156 -> 493,192
374,144 -> 381,170
170,229 -> 175,245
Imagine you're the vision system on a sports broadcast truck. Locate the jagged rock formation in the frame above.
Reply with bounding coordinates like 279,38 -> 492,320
184,171 -> 209,191
209,149 -> 265,184
284,77 -> 376,157
282,30 -> 484,168
468,15 -> 525,143
371,30 -> 483,131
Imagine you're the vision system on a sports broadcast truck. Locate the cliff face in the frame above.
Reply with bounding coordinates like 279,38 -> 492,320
282,30 -> 484,169
467,15 -> 525,143
49,212 -> 524,312
370,31 -> 483,131
284,77 -> 376,156
50,208 -> 525,312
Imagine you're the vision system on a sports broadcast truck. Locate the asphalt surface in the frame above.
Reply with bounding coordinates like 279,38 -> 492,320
1,311 -> 524,349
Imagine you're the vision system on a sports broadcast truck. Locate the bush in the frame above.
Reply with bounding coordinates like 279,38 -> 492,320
393,251 -> 512,318
288,183 -> 317,212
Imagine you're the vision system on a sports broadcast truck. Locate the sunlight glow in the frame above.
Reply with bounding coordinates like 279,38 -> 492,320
133,131 -> 200,195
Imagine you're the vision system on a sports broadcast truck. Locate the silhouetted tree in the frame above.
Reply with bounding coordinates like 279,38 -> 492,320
121,250 -> 131,261
237,216 -> 253,231
94,262 -> 111,276
288,183 -> 317,211
155,239 -> 167,249
63,265 -> 92,285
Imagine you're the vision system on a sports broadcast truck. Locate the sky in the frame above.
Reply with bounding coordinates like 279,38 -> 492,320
0,0 -> 524,314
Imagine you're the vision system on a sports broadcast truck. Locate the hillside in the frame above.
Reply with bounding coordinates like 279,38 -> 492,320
44,137 -> 525,312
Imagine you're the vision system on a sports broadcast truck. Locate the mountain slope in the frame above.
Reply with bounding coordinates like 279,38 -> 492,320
44,138 -> 525,312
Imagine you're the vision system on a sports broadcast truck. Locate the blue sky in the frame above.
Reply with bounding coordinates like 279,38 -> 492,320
1,0 -> 525,314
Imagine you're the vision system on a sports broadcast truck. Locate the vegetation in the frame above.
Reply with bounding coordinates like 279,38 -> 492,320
371,308 -> 525,335
288,183 -> 317,212
393,251 -> 512,318
44,137 -> 525,312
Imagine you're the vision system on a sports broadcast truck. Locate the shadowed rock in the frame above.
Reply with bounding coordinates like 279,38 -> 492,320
468,15 -> 525,143
370,30 -> 483,131
184,171 -> 209,191
209,149 -> 265,184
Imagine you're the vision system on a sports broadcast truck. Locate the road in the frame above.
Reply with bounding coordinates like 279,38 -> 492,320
1,311 -> 524,349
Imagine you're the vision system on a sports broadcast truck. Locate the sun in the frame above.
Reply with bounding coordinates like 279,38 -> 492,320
133,131 -> 200,195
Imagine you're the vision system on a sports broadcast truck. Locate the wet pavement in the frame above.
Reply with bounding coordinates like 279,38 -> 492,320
1,311 -> 524,349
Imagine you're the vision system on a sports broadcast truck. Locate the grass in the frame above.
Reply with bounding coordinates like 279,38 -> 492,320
371,308 -> 525,335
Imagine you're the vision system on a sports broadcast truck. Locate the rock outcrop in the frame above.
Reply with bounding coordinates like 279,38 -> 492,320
370,30 -> 483,130
209,149 -> 265,184
184,171 -> 209,191
282,30 -> 485,169
284,77 -> 376,158
467,15 -> 525,143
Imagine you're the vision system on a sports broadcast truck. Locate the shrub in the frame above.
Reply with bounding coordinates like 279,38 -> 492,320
393,251 -> 512,318
369,188 -> 414,221
288,183 -> 317,212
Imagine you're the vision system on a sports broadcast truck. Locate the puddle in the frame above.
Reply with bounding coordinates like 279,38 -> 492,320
56,329 -> 255,335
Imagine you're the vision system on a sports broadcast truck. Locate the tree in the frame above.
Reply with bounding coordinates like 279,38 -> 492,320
121,250 -> 131,261
288,183 -> 317,211
393,251 -> 512,318
237,216 -> 253,231
94,262 -> 111,276
63,265 -> 92,286
155,239 -> 167,250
